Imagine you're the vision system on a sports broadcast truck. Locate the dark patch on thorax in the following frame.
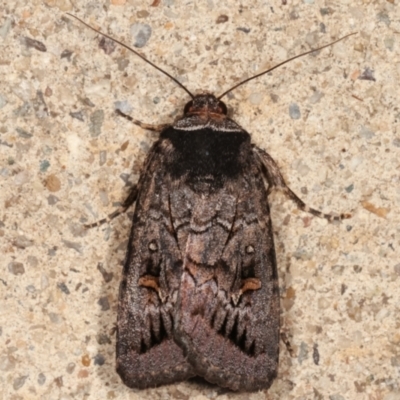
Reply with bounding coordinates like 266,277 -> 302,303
160,127 -> 250,189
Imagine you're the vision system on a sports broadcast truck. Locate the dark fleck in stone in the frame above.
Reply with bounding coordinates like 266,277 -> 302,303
61,49 -> 73,60
313,388 -> 323,400
354,380 -> 366,393
66,362 -> 76,374
320,7 -> 333,16
358,67 -> 376,81
97,263 -> 114,283
392,138 -> 400,147
130,23 -> 152,48
298,342 -> 309,364
94,354 -> 105,366
346,299 -> 362,322
120,172 -> 134,185
80,97 -> 95,107
137,10 -> 150,18
62,239 -> 82,253
70,111 -> 84,121
313,343 -> 320,365
40,160 -> 50,172
216,15 -> 229,24
47,195 -> 59,205
27,256 -> 38,267
345,184 -> 354,193
90,109 -> 105,137
341,284 -> 347,295
96,333 -> 112,345
16,127 -> 32,138
49,312 -> 61,324
33,90 -> 48,118
270,93 -> 279,103
54,376 -> 63,387
37,372 -> 46,385
120,140 -> 129,152
99,37 -> 116,55
377,11 -> 390,26
353,265 -> 362,273
289,103 -> 301,119
237,27 -> 250,33
346,225 -> 352,232
8,261 -> 25,275
116,57 -> 129,71
394,263 -> 400,276
26,284 -> 36,293
57,282 -> 70,295
48,246 -> 57,256
13,375 -> 28,390
391,356 -> 400,367
13,235 -> 34,249
98,296 -> 110,311
23,36 -> 47,52
289,8 -> 299,19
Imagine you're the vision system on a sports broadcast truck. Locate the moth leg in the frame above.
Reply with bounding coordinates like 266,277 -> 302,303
280,331 -> 295,358
255,147 -> 351,222
84,185 -> 138,229
116,109 -> 169,132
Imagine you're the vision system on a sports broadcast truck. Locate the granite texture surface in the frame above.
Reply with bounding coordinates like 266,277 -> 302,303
1,1 -> 399,399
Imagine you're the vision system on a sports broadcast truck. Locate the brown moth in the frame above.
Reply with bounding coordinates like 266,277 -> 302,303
68,14 -> 354,391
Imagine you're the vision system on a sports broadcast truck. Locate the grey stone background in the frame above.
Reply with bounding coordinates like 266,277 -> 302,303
0,0 -> 399,399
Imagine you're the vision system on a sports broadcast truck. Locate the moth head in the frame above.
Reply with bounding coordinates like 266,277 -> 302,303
184,94 -> 228,116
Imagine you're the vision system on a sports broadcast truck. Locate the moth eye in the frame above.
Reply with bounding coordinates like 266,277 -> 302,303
219,101 -> 228,115
184,100 -> 193,114
245,245 -> 255,254
148,241 -> 158,252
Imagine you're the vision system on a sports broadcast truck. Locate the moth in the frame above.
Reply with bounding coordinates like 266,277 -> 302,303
68,14 -> 354,392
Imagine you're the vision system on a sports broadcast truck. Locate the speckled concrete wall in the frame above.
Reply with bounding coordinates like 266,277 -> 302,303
1,1 -> 399,399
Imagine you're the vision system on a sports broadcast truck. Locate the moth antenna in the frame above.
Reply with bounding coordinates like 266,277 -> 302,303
66,13 -> 195,99
217,32 -> 357,100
